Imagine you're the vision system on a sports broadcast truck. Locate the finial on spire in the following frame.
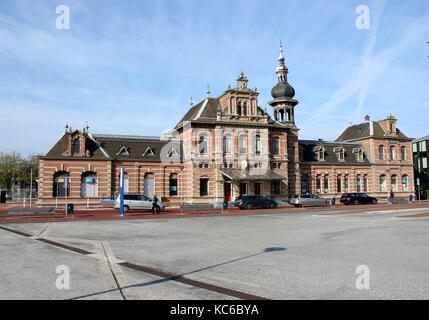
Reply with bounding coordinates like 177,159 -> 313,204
65,122 -> 69,132
84,121 -> 89,133
206,85 -> 211,97
279,41 -> 285,60
189,96 -> 194,106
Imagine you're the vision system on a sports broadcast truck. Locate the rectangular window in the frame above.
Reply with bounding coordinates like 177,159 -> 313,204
344,176 -> 349,192
316,178 -> 321,193
420,141 -> 427,152
301,179 -> 309,194
239,136 -> 247,154
254,135 -> 261,155
272,181 -> 281,195
364,176 -> 368,192
169,179 -> 178,196
357,178 -> 361,192
423,157 -> 428,169
412,143 -> 417,153
337,177 -> 342,193
324,177 -> 329,193
272,137 -> 280,155
200,178 -> 208,197
240,183 -> 247,196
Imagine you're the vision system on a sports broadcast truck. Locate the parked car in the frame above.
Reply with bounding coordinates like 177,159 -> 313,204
289,194 -> 330,207
114,194 -> 164,213
234,196 -> 278,210
340,193 -> 377,205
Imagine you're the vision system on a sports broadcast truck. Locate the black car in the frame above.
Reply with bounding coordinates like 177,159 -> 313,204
340,193 -> 377,205
235,196 -> 278,209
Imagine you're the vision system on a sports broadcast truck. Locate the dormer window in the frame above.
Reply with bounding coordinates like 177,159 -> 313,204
334,146 -> 346,162
314,145 -> 325,161
353,147 -> 365,162
142,146 -> 155,157
167,146 -> 179,158
117,146 -> 129,156
72,139 -> 80,155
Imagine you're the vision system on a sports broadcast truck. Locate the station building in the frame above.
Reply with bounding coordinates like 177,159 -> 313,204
37,47 -> 415,206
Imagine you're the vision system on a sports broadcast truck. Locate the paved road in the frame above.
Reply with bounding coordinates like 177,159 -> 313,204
1,206 -> 429,300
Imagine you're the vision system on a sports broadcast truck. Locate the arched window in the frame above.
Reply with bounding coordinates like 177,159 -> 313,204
237,101 -> 242,115
81,172 -> 98,197
199,135 -> 207,154
391,175 -> 397,191
401,146 -> 406,161
390,146 -> 395,160
279,109 -> 285,122
223,135 -> 231,154
286,109 -> 291,122
401,175 -> 408,191
272,137 -> 280,155
144,172 -> 155,198
379,145 -> 385,160
53,171 -> 70,197
274,110 -> 278,121
380,175 -> 386,192
72,139 -> 80,155
243,102 -> 247,116
169,173 -> 178,196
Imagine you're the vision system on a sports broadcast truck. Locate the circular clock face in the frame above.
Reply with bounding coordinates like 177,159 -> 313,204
240,160 -> 248,169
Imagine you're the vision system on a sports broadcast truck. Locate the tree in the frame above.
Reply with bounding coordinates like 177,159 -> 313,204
0,152 -> 40,190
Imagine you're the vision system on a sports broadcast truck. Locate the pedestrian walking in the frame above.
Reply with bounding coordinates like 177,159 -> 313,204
151,195 -> 160,214
387,190 -> 395,205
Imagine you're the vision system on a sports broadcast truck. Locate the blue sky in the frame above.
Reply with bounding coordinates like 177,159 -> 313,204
0,0 -> 428,155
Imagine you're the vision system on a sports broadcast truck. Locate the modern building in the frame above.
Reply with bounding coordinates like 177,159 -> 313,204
37,46 -> 415,206
412,136 -> 429,200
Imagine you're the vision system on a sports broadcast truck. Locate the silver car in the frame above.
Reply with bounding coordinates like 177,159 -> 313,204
290,194 -> 330,207
114,194 -> 164,213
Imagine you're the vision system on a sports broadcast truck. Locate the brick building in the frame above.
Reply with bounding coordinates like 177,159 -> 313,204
37,46 -> 414,206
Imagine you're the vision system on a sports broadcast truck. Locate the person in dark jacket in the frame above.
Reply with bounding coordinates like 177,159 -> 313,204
151,195 -> 160,214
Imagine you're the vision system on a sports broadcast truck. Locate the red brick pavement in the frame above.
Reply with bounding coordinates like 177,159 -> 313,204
1,202 -> 429,224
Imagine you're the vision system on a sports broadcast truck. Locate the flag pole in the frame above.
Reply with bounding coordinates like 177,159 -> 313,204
120,167 -> 125,216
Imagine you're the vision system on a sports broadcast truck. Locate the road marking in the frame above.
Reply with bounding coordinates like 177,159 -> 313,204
119,261 -> 269,300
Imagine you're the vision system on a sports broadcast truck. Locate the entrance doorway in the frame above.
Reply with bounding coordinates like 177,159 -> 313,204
224,182 -> 232,201
254,182 -> 261,196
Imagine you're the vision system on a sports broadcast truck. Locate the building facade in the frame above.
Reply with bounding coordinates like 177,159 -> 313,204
37,47 -> 415,206
412,136 -> 429,200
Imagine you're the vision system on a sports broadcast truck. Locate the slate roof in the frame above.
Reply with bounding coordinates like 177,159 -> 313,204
299,140 -> 371,165
175,98 -> 220,129
42,133 -> 182,162
92,134 -> 182,161
44,132 -> 107,159
336,121 -> 410,142
413,135 -> 429,143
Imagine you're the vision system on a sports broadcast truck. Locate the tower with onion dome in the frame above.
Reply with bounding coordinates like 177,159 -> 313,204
268,43 -> 299,128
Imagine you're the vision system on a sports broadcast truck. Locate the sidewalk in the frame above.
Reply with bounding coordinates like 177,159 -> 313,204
1,202 -> 429,224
